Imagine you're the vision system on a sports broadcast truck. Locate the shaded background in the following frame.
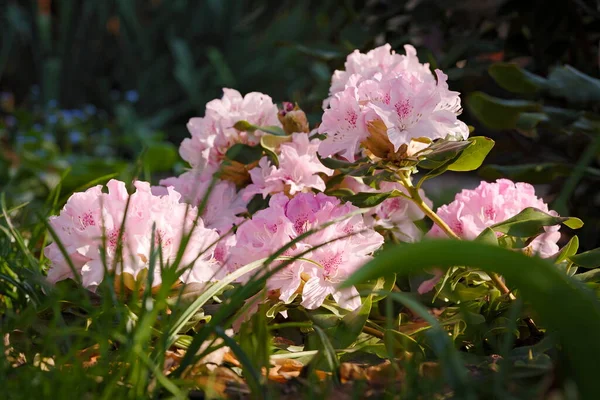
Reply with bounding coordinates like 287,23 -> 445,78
1,0 -> 600,248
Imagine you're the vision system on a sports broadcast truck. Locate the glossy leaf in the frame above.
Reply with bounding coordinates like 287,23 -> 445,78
467,92 -> 540,130
570,247 -> 600,269
447,136 -> 495,172
260,133 -> 292,167
488,63 -> 546,94
233,120 -> 286,136
546,65 -> 600,105
475,227 -> 499,245
490,207 -> 583,237
553,236 -> 579,264
416,139 -> 472,170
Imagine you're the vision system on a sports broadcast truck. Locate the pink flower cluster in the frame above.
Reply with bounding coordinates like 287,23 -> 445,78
430,179 -> 561,258
180,88 -> 281,172
157,88 -> 281,233
158,172 -> 246,234
44,180 -> 221,289
242,133 -> 333,200
228,192 -> 384,310
328,44 -> 432,98
319,44 -> 469,161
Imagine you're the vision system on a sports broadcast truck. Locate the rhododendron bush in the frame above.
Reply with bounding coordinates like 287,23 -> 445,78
6,44 -> 600,398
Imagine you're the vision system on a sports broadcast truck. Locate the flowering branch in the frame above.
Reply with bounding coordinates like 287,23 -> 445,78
396,170 -> 517,299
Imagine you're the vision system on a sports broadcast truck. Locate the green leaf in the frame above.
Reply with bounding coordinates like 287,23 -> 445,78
342,240 -> 600,399
475,227 -> 498,245
488,63 -> 546,94
554,236 -> 579,264
574,269 -> 600,283
344,190 -> 404,208
490,207 -> 583,237
317,155 -> 366,170
570,248 -> 600,269
515,112 -> 549,134
447,136 -> 495,171
467,92 -> 540,130
260,134 -> 292,168
416,139 -> 472,170
233,120 -> 256,132
258,125 -> 286,136
329,296 -> 372,349
224,143 -> 263,165
233,120 -> 286,136
546,65 -> 600,105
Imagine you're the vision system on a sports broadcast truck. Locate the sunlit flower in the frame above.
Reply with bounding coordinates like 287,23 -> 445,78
328,44 -> 433,98
228,192 -> 384,310
45,180 -> 221,289
243,133 -> 333,199
319,45 -> 468,161
429,179 -> 561,258
179,89 -> 280,172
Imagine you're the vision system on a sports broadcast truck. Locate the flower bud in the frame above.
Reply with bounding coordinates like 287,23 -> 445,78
362,119 -> 431,162
278,102 -> 309,134
362,119 -> 395,159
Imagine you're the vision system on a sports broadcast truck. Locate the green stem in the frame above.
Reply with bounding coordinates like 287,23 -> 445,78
397,172 -> 460,240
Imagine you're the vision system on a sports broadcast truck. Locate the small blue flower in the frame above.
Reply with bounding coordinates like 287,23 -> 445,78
125,90 -> 139,103
47,114 -> 58,125
72,109 -> 85,119
33,123 -> 42,131
69,131 -> 83,144
60,110 -> 73,124
48,99 -> 58,108
84,104 -> 97,115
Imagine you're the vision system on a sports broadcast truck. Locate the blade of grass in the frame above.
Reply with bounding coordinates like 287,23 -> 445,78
343,240 -> 600,398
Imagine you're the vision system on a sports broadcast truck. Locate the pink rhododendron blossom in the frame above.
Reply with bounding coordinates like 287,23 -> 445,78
319,45 -> 468,161
318,86 -> 369,161
368,70 -> 469,152
45,179 -> 221,290
228,192 -> 384,310
429,179 -> 561,258
158,170 -> 247,234
179,89 -> 280,170
328,44 -> 433,98
243,133 -> 333,199
343,177 -> 430,243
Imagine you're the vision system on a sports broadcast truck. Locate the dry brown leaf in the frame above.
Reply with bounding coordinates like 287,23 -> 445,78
266,358 -> 304,383
340,362 -> 367,383
365,360 -> 405,386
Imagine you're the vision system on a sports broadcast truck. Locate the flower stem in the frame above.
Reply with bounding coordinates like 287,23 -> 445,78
397,172 -> 460,240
